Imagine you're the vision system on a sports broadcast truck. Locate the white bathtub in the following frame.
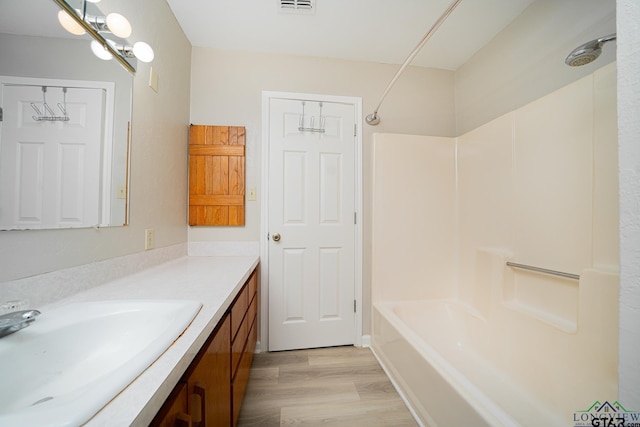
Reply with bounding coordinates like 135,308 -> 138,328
373,299 -> 580,427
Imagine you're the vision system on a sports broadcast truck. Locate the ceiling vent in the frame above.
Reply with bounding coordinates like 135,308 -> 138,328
279,0 -> 315,14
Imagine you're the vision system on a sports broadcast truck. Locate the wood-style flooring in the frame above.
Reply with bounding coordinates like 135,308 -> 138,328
237,346 -> 418,426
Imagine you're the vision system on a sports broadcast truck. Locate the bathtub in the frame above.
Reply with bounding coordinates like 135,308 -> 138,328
372,299 -> 585,427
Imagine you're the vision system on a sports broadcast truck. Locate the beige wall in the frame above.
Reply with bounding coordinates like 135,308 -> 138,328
0,0 -> 192,282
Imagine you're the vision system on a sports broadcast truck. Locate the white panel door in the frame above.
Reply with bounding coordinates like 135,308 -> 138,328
0,84 -> 104,229
268,98 -> 356,351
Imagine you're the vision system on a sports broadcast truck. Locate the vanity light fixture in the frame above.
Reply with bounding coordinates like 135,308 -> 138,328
120,42 -> 155,63
57,9 -> 86,35
58,10 -> 131,38
85,13 -> 132,38
90,39 -> 114,60
90,40 -> 154,63
54,0 -> 154,73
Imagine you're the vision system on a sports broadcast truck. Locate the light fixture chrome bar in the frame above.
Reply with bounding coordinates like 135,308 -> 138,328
506,261 -> 580,281
117,44 -> 135,58
366,0 -> 462,125
52,0 -> 135,74
84,14 -> 109,33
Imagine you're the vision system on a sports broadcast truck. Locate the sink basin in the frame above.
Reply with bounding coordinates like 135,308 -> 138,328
0,299 -> 202,427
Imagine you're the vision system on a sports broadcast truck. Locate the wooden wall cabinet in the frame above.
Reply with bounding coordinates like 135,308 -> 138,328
151,268 -> 258,427
189,125 -> 246,226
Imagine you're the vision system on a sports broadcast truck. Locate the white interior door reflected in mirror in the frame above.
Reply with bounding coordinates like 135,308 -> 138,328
0,0 -> 133,229
0,77 -> 119,230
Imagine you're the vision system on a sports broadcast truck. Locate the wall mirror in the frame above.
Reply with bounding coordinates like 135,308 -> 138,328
0,0 -> 134,230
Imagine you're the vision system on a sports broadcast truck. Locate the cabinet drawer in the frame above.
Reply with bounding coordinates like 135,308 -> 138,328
248,271 -> 258,302
231,317 -> 248,378
232,319 -> 257,426
233,291 -> 258,377
248,292 -> 257,327
231,284 -> 249,342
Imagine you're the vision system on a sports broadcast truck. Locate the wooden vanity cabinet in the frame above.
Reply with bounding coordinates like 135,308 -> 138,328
151,268 -> 258,427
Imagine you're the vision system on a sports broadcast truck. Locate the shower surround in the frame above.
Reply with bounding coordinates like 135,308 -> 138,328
371,62 -> 619,426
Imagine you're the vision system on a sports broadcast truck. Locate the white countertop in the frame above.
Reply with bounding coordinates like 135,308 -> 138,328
41,255 -> 260,426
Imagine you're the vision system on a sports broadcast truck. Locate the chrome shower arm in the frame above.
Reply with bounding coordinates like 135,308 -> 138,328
366,0 -> 463,125
597,34 -> 617,44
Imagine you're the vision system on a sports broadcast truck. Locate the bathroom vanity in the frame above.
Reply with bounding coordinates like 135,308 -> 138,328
14,255 -> 262,426
151,266 -> 258,426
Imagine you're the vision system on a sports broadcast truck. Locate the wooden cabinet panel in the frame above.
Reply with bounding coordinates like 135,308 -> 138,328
231,285 -> 249,342
232,319 -> 257,426
248,272 -> 258,302
248,296 -> 257,334
189,125 -> 245,226
232,270 -> 259,425
188,313 -> 231,427
150,381 -> 189,427
231,319 -> 248,379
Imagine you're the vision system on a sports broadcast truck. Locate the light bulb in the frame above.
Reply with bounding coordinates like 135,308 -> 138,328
106,13 -> 131,38
133,41 -> 154,63
57,10 -> 86,35
90,39 -> 113,61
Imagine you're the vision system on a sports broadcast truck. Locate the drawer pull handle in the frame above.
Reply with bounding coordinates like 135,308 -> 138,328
191,382 -> 206,427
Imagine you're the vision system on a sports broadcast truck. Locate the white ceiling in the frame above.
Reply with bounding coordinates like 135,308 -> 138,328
166,0 -> 534,70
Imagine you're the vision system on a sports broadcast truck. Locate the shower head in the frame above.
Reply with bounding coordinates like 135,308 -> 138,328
565,33 -> 616,67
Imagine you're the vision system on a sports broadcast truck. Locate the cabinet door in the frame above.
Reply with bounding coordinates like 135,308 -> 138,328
188,314 -> 231,427
189,125 -> 246,226
150,381 -> 190,427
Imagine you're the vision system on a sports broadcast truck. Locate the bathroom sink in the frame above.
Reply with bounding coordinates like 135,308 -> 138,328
0,299 -> 202,427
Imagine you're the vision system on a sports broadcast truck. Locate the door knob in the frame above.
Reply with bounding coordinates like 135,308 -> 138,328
272,233 -> 281,242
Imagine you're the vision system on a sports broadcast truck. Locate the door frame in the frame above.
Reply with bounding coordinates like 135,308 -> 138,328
260,91 -> 363,352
